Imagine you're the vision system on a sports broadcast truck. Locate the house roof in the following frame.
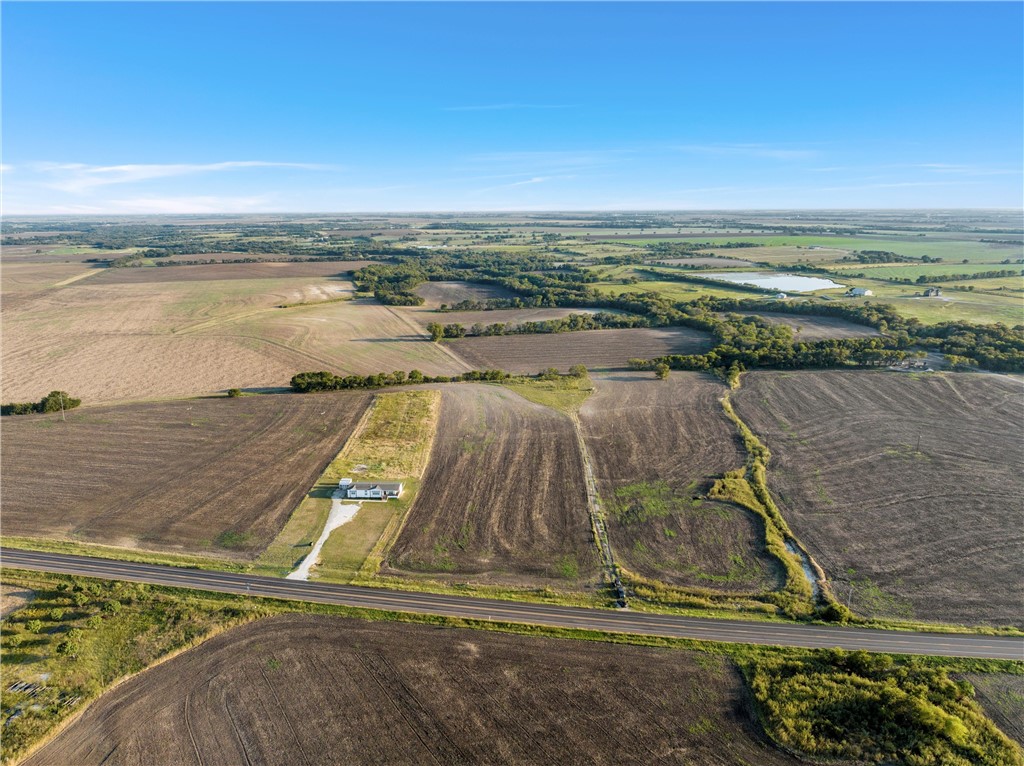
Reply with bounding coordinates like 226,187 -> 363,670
349,482 -> 403,491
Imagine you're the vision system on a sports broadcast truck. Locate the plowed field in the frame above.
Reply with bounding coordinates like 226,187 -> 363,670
580,372 -> 779,591
386,385 -> 597,585
448,327 -> 711,374
1,392 -> 371,557
732,370 -> 1024,626
24,614 -> 802,766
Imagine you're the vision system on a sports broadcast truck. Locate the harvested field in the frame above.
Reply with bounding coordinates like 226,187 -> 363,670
447,327 -> 712,374
90,260 -> 372,284
400,305 -> 605,331
960,674 -> 1024,746
731,370 -> 1024,627
1,392 -> 372,558
25,614 -> 801,766
580,372 -> 779,591
413,279 -> 515,307
2,273 -> 466,403
387,385 -> 597,585
0,584 -> 34,619
655,257 -> 754,267
720,312 -> 881,340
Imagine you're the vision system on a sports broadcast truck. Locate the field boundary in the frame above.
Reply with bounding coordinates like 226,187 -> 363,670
568,412 -> 623,601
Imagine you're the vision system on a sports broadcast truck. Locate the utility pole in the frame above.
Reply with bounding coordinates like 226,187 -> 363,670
916,434 -> 921,453
59,391 -> 66,422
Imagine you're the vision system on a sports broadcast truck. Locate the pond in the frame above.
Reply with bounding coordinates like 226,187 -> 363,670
702,272 -> 846,293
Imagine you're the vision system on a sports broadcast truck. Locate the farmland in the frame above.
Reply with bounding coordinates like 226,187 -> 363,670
580,372 -> 780,592
447,326 -> 712,373
721,312 -> 882,341
731,370 -> 1024,627
1,270 -> 466,404
386,385 -> 598,586
268,390 -> 442,582
1,392 -> 372,557
24,613 -> 801,766
413,279 -> 515,306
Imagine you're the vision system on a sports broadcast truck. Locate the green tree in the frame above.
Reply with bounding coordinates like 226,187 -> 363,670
426,322 -> 444,342
568,364 -> 588,378
654,363 -> 670,380
38,391 -> 82,413
226,388 -> 242,397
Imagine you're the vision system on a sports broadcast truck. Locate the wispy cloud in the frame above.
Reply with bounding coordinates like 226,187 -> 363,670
104,195 -> 274,214
676,143 -> 821,160
467,149 -> 632,171
32,160 -> 335,193
444,103 -> 576,112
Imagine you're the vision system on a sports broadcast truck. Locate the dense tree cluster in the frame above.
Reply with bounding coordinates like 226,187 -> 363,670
290,368 -> 511,392
427,311 -> 647,341
2,391 -> 82,416
914,269 -> 1021,284
745,649 -> 1020,765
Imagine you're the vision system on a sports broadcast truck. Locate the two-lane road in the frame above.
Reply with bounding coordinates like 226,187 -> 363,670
3,548 -> 1021,660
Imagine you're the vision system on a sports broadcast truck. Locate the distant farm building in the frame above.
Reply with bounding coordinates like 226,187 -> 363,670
773,292 -> 788,300
338,478 -> 403,500
846,287 -> 873,297
923,287 -> 942,297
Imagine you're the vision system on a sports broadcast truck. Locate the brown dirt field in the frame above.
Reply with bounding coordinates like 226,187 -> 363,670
400,305 -> 605,331
0,392 -> 371,558
91,260 -> 372,284
720,312 -> 882,340
959,674 -> 1024,746
2,273 -> 467,404
25,614 -> 803,766
413,279 -> 515,307
447,327 -> 712,374
580,372 -> 780,591
731,370 -> 1024,627
386,385 -> 598,586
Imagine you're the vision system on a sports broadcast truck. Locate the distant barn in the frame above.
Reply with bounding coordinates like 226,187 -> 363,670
846,287 -> 873,297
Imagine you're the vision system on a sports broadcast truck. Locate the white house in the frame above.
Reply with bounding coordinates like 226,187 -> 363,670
846,287 -> 873,297
338,478 -> 403,500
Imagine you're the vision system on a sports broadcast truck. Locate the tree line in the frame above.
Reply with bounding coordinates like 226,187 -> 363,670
425,311 -> 647,341
290,366 -> 588,393
2,391 -> 82,416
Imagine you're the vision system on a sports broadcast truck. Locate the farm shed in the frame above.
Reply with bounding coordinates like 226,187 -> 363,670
846,287 -> 873,297
339,478 -> 404,500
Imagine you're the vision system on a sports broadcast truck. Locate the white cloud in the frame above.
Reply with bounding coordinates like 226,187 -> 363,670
104,195 -> 274,214
675,143 -> 820,160
32,160 -> 335,193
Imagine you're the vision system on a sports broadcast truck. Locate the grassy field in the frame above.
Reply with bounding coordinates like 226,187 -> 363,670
731,370 -> 1024,627
447,326 -> 711,373
603,236 -> 1023,263
721,312 -> 881,340
21,611 -> 802,766
1,392 -> 372,558
830,262 -> 1024,280
580,372 -> 780,594
288,390 -> 443,582
386,385 -> 598,587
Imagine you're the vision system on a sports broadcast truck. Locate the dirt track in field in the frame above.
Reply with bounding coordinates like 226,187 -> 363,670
447,327 -> 712,374
580,373 -> 779,591
24,614 -> 803,766
732,370 -> 1024,627
1,392 -> 371,558
386,385 -> 598,586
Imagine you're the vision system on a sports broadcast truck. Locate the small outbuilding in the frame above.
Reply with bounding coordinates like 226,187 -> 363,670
846,287 -> 873,297
338,478 -> 403,500
923,287 -> 942,297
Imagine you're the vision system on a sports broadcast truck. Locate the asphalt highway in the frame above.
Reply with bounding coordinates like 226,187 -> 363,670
3,548 -> 1021,660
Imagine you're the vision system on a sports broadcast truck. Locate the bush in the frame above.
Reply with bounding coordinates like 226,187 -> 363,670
226,388 -> 243,398
2,391 -> 82,416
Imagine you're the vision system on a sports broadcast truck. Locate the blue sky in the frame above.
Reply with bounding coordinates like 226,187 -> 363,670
3,2 -> 1021,213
